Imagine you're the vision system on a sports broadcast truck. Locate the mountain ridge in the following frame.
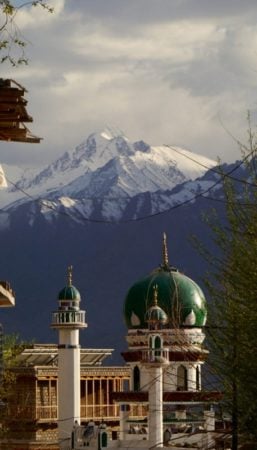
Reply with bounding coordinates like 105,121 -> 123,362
0,130 -> 217,223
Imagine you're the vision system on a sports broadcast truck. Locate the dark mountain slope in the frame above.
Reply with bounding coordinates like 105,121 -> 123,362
0,195 -> 223,364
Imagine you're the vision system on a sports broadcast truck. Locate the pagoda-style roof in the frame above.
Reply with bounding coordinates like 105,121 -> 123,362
0,79 -> 41,143
0,280 -> 15,307
14,344 -> 113,367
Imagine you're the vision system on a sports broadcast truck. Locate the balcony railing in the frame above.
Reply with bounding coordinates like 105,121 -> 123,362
51,311 -> 85,326
36,405 -> 58,421
80,404 -> 119,420
142,348 -> 169,364
6,403 -> 147,423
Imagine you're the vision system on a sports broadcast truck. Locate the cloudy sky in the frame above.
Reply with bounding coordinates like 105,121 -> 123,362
1,0 -> 257,168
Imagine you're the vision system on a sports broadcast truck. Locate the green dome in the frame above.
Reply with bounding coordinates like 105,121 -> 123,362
145,304 -> 168,325
58,285 -> 81,301
145,285 -> 168,327
124,268 -> 207,329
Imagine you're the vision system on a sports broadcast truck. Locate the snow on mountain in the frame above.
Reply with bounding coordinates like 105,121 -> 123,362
0,164 -> 8,188
0,130 -> 217,221
0,163 -> 38,208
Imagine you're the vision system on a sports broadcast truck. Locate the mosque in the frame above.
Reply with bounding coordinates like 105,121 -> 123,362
0,234 -> 225,450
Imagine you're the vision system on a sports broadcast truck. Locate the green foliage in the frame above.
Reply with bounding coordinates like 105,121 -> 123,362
0,333 -> 26,393
2,333 -> 27,365
201,123 -> 257,448
0,0 -> 53,66
0,334 -> 29,436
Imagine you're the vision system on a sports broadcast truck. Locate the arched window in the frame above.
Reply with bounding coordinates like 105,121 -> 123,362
154,335 -> 161,350
133,366 -> 140,391
154,335 -> 161,357
177,365 -> 188,391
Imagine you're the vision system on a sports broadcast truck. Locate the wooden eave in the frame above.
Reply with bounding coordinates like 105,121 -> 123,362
0,79 -> 41,143
0,124 -> 41,143
0,115 -> 33,122
111,391 -> 223,403
0,281 -> 15,307
0,99 -> 28,108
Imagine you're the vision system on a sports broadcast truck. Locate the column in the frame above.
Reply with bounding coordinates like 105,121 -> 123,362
119,404 -> 130,440
148,366 -> 163,448
58,329 -> 80,447
187,364 -> 197,391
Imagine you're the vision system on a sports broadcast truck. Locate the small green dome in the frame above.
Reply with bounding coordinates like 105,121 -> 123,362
124,234 -> 207,329
58,285 -> 81,301
58,266 -> 81,301
145,304 -> 168,325
145,285 -> 168,326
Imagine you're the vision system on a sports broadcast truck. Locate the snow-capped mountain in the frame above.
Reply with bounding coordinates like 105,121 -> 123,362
0,130 -> 217,222
0,131 -> 238,359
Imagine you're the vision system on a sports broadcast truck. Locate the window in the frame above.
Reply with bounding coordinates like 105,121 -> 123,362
177,365 -> 188,391
196,366 -> 200,390
133,366 -> 140,391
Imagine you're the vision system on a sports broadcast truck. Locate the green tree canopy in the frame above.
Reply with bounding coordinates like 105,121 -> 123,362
0,333 -> 29,437
201,126 -> 257,449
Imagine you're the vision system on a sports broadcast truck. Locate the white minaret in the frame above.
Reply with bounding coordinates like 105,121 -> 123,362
143,285 -> 169,448
51,266 -> 87,448
114,233 -> 219,448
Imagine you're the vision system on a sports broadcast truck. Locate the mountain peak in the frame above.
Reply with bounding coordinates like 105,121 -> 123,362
100,128 -> 128,142
1,130 -> 218,221
71,129 -> 134,165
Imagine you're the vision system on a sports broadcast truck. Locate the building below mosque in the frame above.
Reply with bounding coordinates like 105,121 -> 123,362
0,344 -> 130,450
0,234 -> 229,450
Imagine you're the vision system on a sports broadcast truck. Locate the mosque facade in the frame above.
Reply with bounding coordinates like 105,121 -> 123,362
108,233 -> 222,449
0,234 -> 224,450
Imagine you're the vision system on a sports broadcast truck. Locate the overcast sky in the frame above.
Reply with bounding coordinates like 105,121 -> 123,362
1,0 -> 257,168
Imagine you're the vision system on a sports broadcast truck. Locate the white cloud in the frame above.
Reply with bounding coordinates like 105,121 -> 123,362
1,0 -> 257,167
17,0 -> 65,28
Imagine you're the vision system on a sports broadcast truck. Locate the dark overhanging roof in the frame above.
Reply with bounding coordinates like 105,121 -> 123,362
0,281 -> 15,307
0,79 -> 42,143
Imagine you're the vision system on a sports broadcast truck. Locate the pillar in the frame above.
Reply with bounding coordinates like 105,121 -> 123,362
148,366 -> 163,447
119,404 -> 130,440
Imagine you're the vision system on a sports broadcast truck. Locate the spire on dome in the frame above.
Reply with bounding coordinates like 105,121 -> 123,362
68,265 -> 73,286
153,284 -> 158,306
57,266 -> 81,302
162,232 -> 169,270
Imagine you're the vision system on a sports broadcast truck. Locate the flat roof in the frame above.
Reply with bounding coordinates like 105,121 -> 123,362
15,344 -> 114,367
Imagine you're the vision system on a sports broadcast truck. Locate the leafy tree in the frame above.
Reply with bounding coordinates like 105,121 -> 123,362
199,126 -> 257,449
0,333 -> 28,438
0,0 -> 53,66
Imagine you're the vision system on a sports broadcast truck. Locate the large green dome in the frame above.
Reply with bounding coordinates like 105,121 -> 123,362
123,234 -> 207,329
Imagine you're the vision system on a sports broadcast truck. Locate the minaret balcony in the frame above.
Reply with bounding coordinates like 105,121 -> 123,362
51,310 -> 86,328
142,348 -> 169,365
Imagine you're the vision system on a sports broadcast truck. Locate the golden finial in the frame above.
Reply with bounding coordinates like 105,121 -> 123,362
153,284 -> 158,306
68,265 -> 73,286
162,232 -> 169,269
